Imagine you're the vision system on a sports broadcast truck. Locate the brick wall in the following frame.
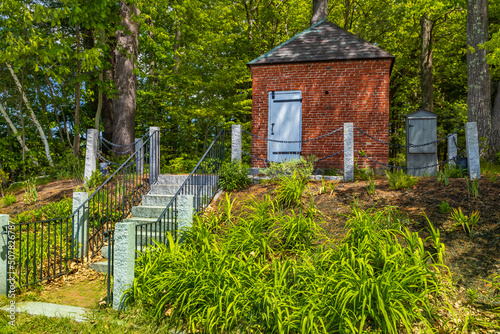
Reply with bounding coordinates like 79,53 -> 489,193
249,59 -> 392,169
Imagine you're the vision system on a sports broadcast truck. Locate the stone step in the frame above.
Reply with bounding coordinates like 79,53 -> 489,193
132,205 -> 174,218
125,217 -> 177,232
149,184 -> 217,195
157,174 -> 219,185
142,194 -> 175,206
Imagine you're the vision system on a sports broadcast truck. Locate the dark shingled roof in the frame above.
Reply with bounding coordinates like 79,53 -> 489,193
248,19 -> 395,66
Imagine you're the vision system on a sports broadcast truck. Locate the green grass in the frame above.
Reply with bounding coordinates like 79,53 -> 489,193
126,197 -> 451,333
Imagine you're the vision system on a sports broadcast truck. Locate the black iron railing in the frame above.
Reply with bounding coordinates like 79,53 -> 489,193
3,130 -> 160,289
135,129 -> 226,253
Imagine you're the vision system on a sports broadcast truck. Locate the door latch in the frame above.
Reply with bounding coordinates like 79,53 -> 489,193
271,123 -> 275,135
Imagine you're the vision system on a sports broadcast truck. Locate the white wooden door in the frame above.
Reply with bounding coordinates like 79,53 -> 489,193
267,91 -> 302,163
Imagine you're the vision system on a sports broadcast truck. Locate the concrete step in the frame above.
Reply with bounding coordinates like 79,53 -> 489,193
156,174 -> 219,186
149,184 -> 182,195
142,194 -> 175,206
150,184 -> 217,195
89,260 -> 110,273
132,205 -> 174,218
125,217 -> 177,232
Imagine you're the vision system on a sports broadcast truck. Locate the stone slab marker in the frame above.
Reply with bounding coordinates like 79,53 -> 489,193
231,124 -> 242,162
448,134 -> 458,166
72,192 -> 89,258
84,129 -> 99,183
344,123 -> 354,181
149,127 -> 160,185
0,214 -> 10,295
465,122 -> 481,180
113,221 -> 136,310
135,138 -> 143,174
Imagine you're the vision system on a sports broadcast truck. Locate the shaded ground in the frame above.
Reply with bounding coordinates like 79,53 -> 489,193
213,176 -> 500,308
0,179 -> 80,217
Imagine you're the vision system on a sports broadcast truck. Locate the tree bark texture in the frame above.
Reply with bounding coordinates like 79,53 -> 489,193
467,0 -> 491,155
420,15 -> 434,113
491,81 -> 500,154
0,100 -> 39,166
73,24 -> 82,157
113,2 -> 140,154
6,63 -> 54,166
311,0 -> 328,26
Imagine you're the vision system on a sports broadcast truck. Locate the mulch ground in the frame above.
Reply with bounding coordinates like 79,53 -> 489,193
213,176 -> 500,308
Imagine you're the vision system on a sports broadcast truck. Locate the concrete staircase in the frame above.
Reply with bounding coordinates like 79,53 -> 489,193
89,174 -> 190,273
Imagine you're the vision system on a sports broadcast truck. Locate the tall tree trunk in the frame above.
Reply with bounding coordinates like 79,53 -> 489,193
6,63 -> 54,167
113,2 -> 140,153
467,0 -> 491,157
491,81 -> 500,154
73,25 -> 82,157
101,37 -> 115,153
311,0 -> 328,26
0,100 -> 39,166
95,30 -> 105,131
34,76 -> 53,140
420,15 -> 434,112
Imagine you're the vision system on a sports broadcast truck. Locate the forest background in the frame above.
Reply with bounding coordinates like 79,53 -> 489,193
1,0 -> 499,185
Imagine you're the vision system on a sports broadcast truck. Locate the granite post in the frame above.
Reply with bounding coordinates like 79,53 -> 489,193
149,127 -> 160,185
231,124 -> 242,163
0,214 -> 10,295
135,138 -> 143,174
84,129 -> 99,183
465,122 -> 481,180
344,123 -> 354,181
448,134 -> 458,166
113,221 -> 136,310
178,195 -> 194,241
72,192 -> 89,259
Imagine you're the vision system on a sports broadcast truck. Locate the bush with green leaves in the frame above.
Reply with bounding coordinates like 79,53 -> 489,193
451,207 -> 479,238
384,169 -> 418,190
14,197 -> 73,224
218,161 -> 251,191
274,170 -> 307,207
260,156 -> 315,182
1,193 -> 16,206
127,197 -> 449,333
438,201 -> 451,214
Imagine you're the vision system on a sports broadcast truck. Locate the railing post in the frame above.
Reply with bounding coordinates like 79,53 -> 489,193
178,195 -> 194,240
113,221 -> 136,310
344,123 -> 354,181
0,214 -> 10,296
72,192 -> 89,259
448,134 -> 458,167
231,124 -> 242,162
149,127 -> 160,185
465,122 -> 481,180
135,138 -> 143,174
84,128 -> 99,183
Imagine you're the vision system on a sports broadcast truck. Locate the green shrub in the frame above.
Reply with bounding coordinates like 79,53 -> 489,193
2,193 -> 16,206
260,156 -> 315,182
465,178 -> 479,198
451,207 -> 479,238
355,166 -> 374,180
438,201 -> 451,214
274,170 -> 307,207
437,170 -> 449,186
444,164 -> 465,178
384,169 -> 418,190
366,178 -> 376,195
218,161 -> 251,192
127,200 -> 448,333
14,197 -> 72,223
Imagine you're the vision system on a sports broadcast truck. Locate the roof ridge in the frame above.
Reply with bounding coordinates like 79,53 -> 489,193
248,18 -> 327,65
248,19 -> 395,67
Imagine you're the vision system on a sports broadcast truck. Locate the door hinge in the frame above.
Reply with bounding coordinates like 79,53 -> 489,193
271,91 -> 275,99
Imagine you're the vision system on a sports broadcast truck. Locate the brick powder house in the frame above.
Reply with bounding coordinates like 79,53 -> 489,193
247,18 -> 395,170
